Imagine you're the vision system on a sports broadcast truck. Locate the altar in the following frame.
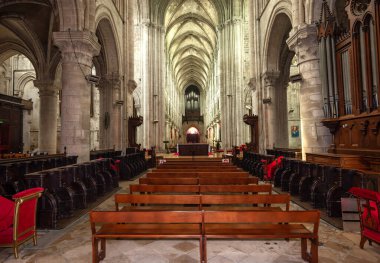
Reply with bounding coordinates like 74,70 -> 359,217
177,143 -> 209,156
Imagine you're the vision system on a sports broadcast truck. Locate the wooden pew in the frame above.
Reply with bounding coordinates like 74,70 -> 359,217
200,184 -> 271,195
159,162 -> 233,167
90,211 -> 204,263
138,177 -> 259,185
202,210 -> 320,263
156,167 -> 239,171
115,194 -> 201,211
145,172 -> 249,178
129,184 -> 200,194
129,184 -> 272,195
114,194 -> 290,211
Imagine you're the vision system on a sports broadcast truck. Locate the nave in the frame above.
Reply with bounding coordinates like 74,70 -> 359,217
0,156 -> 379,263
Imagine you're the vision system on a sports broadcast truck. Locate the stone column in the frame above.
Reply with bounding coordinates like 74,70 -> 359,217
218,18 -> 245,149
99,74 -> 123,150
262,71 -> 280,150
53,31 -> 100,162
34,80 -> 58,154
140,21 -> 165,151
291,0 -> 300,27
287,25 -> 331,158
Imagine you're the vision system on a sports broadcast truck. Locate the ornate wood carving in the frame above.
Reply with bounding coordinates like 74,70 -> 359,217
321,119 -> 340,134
243,114 -> 259,152
128,116 -> 143,147
320,0 -> 380,157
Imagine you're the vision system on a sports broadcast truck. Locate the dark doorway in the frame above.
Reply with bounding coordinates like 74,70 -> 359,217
186,127 -> 200,143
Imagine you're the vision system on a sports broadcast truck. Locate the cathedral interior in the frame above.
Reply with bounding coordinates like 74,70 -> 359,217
0,0 -> 380,262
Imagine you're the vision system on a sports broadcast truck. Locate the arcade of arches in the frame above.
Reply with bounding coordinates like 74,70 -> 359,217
1,0 -> 380,261
0,0 -> 331,161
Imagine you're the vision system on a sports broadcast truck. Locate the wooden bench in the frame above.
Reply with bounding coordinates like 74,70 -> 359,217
129,184 -> 272,195
139,177 -> 259,185
156,166 -> 239,169
90,211 -> 204,263
202,210 -> 320,263
146,172 -> 249,178
114,194 -> 290,211
90,209 -> 319,263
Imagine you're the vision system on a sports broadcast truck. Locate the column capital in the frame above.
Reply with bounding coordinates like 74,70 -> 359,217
287,24 -> 319,63
53,30 -> 101,66
261,71 -> 280,87
99,74 -> 122,89
33,79 -> 58,96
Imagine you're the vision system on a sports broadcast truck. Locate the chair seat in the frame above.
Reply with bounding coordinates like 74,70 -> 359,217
0,196 -> 14,232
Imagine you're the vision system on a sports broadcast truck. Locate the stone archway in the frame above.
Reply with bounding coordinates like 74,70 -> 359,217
94,17 -> 121,150
263,12 -> 293,149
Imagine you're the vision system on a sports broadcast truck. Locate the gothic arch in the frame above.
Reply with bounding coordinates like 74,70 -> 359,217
263,4 -> 293,73
15,72 -> 36,97
95,17 -> 120,76
0,1 -> 62,80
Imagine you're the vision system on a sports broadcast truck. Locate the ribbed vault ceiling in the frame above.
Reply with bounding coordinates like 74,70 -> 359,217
164,0 -> 218,91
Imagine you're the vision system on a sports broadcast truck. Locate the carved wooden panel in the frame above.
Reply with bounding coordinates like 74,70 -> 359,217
0,94 -> 23,153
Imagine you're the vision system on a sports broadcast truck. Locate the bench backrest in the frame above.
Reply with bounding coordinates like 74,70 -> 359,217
139,177 -> 258,185
115,194 -> 201,211
201,194 -> 290,210
203,210 -> 320,235
90,210 -> 203,234
156,167 -> 239,171
129,184 -> 200,194
114,194 -> 287,210
199,177 -> 258,185
199,184 -> 271,194
146,172 -> 249,178
129,184 -> 272,195
139,178 -> 199,185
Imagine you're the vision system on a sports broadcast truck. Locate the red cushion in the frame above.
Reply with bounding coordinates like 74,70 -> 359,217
0,196 -> 14,231
348,187 -> 380,202
12,187 -> 44,199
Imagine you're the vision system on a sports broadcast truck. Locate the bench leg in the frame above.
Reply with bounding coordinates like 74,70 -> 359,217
92,237 -> 106,262
202,236 -> 207,263
301,238 -> 308,261
92,237 -> 99,263
100,238 -> 106,260
360,235 -> 367,249
310,238 -> 318,263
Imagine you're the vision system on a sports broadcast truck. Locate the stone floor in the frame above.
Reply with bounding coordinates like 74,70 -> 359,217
1,169 -> 379,263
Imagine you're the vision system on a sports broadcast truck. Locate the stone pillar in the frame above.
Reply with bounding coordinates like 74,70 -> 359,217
53,31 -> 100,162
99,74 -> 123,150
140,21 -> 165,151
287,25 -> 331,159
34,80 -> 58,154
262,71 -> 280,149
218,18 -> 245,149
291,0 -> 300,27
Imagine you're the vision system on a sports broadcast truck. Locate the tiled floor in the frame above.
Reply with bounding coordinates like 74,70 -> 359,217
1,168 -> 379,263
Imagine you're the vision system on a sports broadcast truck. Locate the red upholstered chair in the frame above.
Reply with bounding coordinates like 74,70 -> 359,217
264,156 -> 284,181
0,187 -> 44,258
348,187 -> 380,248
